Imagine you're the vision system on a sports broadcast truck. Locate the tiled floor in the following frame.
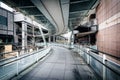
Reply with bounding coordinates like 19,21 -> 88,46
19,46 -> 96,80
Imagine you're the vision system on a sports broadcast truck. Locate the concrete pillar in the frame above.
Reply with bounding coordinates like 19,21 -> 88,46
14,23 -> 18,43
69,31 -> 74,48
53,35 -> 55,42
49,35 -> 51,43
89,35 -> 90,45
71,33 -> 74,48
22,21 -> 27,53
32,26 -> 35,50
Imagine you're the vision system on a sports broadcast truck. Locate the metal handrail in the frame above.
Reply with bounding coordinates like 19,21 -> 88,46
87,47 -> 120,60
0,47 -> 49,67
80,48 -> 120,76
0,50 -> 18,55
0,45 -> 38,56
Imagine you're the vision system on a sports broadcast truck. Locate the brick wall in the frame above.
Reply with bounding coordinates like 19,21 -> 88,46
96,0 -> 120,57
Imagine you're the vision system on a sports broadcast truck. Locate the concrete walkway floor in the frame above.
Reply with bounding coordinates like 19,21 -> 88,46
19,46 -> 97,80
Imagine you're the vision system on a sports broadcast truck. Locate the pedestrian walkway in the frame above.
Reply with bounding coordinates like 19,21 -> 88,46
19,46 -> 96,80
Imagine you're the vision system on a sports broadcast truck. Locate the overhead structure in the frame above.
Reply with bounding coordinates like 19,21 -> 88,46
69,0 -> 99,29
31,0 -> 69,35
1,0 -> 99,35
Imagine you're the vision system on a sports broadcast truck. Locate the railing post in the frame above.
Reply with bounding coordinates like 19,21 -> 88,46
22,21 -> 27,54
37,47 -> 38,51
37,51 -> 39,62
103,54 -> 106,80
87,48 -> 90,64
16,52 -> 19,75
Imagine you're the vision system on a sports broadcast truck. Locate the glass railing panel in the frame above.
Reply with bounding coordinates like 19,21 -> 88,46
0,47 -> 51,80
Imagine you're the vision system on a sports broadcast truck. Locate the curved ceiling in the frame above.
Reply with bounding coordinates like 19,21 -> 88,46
1,0 -> 99,35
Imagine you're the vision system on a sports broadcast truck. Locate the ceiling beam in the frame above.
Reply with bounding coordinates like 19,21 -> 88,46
70,0 -> 90,4
31,0 -> 58,34
69,16 -> 84,20
69,10 -> 87,14
60,0 -> 69,34
40,0 -> 65,35
40,20 -> 48,21
30,14 -> 44,16
18,6 -> 36,8
56,0 -> 90,5
69,15 -> 87,18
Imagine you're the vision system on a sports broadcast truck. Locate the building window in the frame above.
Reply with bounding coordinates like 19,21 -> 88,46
0,15 -> 7,26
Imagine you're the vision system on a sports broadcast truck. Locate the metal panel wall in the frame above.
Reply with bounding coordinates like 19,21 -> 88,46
96,0 -> 120,60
